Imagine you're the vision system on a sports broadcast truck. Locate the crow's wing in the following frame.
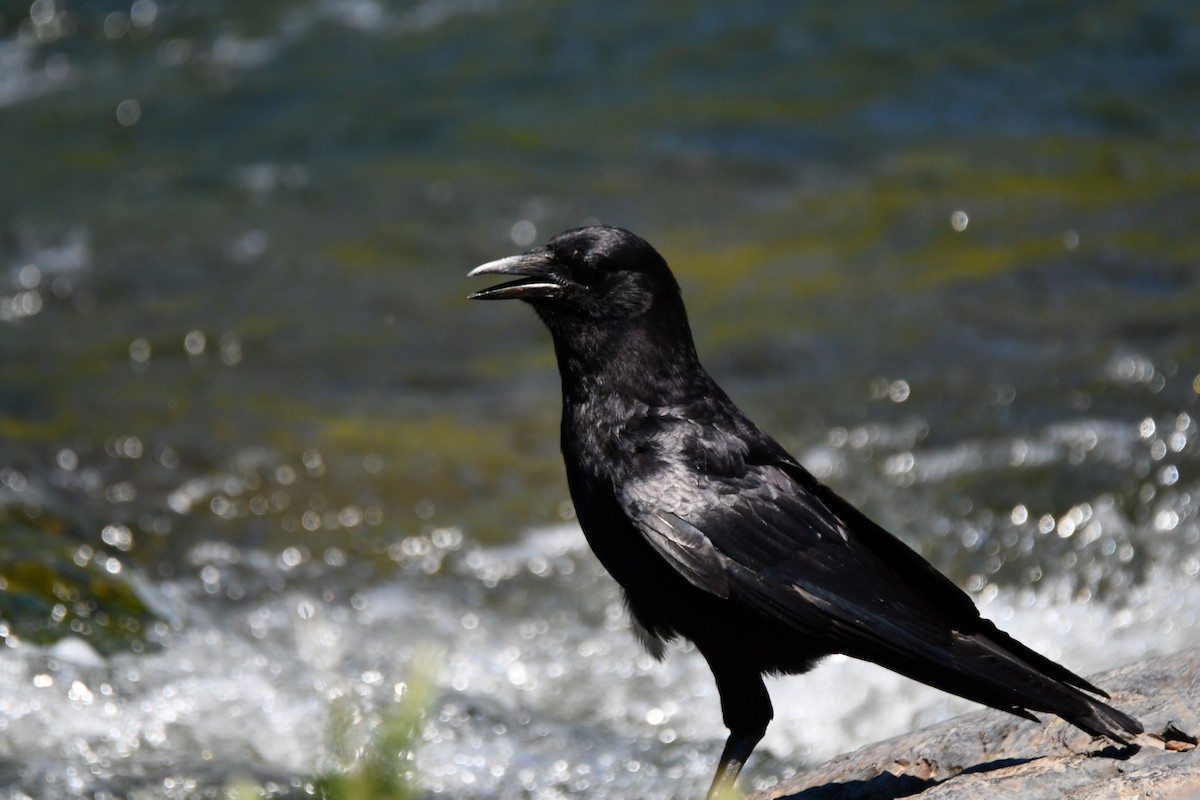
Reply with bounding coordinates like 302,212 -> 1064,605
621,445 -> 1108,701
627,457 -> 969,658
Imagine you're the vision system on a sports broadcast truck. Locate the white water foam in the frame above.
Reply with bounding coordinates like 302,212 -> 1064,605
1,516 -> 1196,799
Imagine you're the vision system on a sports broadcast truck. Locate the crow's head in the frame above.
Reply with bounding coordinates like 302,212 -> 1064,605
469,226 -> 684,326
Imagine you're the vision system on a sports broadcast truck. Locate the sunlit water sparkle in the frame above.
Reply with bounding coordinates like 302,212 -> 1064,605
2,407 -> 1197,798
3,0 -> 1199,797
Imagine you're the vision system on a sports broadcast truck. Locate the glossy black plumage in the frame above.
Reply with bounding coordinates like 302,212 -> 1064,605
469,225 -> 1142,798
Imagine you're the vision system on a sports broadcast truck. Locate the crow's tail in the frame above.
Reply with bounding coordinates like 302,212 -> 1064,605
915,622 -> 1143,743
972,623 -> 1142,742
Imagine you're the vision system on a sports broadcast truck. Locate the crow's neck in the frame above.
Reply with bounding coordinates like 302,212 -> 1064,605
549,318 -> 707,416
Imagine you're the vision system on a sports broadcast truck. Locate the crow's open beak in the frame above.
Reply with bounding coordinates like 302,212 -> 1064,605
468,252 -> 564,301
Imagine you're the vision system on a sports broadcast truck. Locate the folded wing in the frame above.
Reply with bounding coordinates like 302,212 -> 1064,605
625,452 -> 1141,741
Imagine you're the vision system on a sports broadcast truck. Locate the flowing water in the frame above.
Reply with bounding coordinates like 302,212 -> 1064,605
2,1 -> 1199,797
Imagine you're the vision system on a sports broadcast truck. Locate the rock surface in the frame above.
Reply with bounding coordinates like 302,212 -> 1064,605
755,649 -> 1199,799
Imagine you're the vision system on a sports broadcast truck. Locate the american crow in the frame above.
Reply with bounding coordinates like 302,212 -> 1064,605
469,225 -> 1142,799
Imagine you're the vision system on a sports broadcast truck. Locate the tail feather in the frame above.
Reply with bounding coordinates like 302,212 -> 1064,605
952,626 -> 1143,743
1065,694 -> 1143,743
864,621 -> 1143,745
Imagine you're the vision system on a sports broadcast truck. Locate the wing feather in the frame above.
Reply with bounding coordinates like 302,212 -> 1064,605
626,453 -> 985,664
626,449 -> 1112,710
638,510 -> 731,597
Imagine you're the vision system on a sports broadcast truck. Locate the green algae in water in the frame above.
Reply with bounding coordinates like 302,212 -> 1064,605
0,505 -> 165,655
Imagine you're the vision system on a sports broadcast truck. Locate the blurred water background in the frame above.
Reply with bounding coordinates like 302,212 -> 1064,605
2,1 -> 1199,797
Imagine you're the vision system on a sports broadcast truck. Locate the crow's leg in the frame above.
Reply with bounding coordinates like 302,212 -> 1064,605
704,662 -> 772,799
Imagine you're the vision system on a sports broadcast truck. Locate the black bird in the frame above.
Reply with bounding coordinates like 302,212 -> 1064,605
469,225 -> 1142,798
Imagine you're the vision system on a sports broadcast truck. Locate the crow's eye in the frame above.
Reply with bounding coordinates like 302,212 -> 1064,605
572,262 -> 606,290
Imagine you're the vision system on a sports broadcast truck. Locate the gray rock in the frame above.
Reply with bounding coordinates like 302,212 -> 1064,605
755,649 -> 1199,799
